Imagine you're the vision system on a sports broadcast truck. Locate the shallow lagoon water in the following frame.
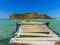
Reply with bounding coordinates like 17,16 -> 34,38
0,19 -> 60,45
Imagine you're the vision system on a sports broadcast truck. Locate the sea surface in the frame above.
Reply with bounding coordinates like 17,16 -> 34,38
0,19 -> 60,45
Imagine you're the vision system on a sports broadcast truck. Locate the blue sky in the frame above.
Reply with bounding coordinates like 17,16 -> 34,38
0,0 -> 60,19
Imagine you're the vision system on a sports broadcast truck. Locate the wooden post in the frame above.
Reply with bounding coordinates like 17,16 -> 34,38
45,22 -> 49,26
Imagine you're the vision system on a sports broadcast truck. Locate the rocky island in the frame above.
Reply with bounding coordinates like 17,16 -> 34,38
10,12 -> 52,20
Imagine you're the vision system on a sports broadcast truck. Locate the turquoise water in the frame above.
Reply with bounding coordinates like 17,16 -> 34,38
0,19 -> 60,45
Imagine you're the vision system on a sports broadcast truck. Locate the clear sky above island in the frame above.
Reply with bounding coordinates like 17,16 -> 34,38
0,0 -> 60,19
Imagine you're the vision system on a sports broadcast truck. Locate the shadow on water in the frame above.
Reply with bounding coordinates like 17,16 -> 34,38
47,25 -> 60,37
0,38 -> 11,45
0,34 -> 14,45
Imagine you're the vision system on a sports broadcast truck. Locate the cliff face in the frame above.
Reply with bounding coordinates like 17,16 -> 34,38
10,12 -> 51,19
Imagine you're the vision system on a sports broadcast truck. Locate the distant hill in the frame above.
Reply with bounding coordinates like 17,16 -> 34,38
10,12 -> 52,20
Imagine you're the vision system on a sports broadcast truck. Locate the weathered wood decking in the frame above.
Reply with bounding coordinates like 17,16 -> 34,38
9,22 -> 60,45
17,22 -> 57,37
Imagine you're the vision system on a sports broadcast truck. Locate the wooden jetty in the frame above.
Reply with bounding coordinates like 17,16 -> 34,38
9,21 -> 60,45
